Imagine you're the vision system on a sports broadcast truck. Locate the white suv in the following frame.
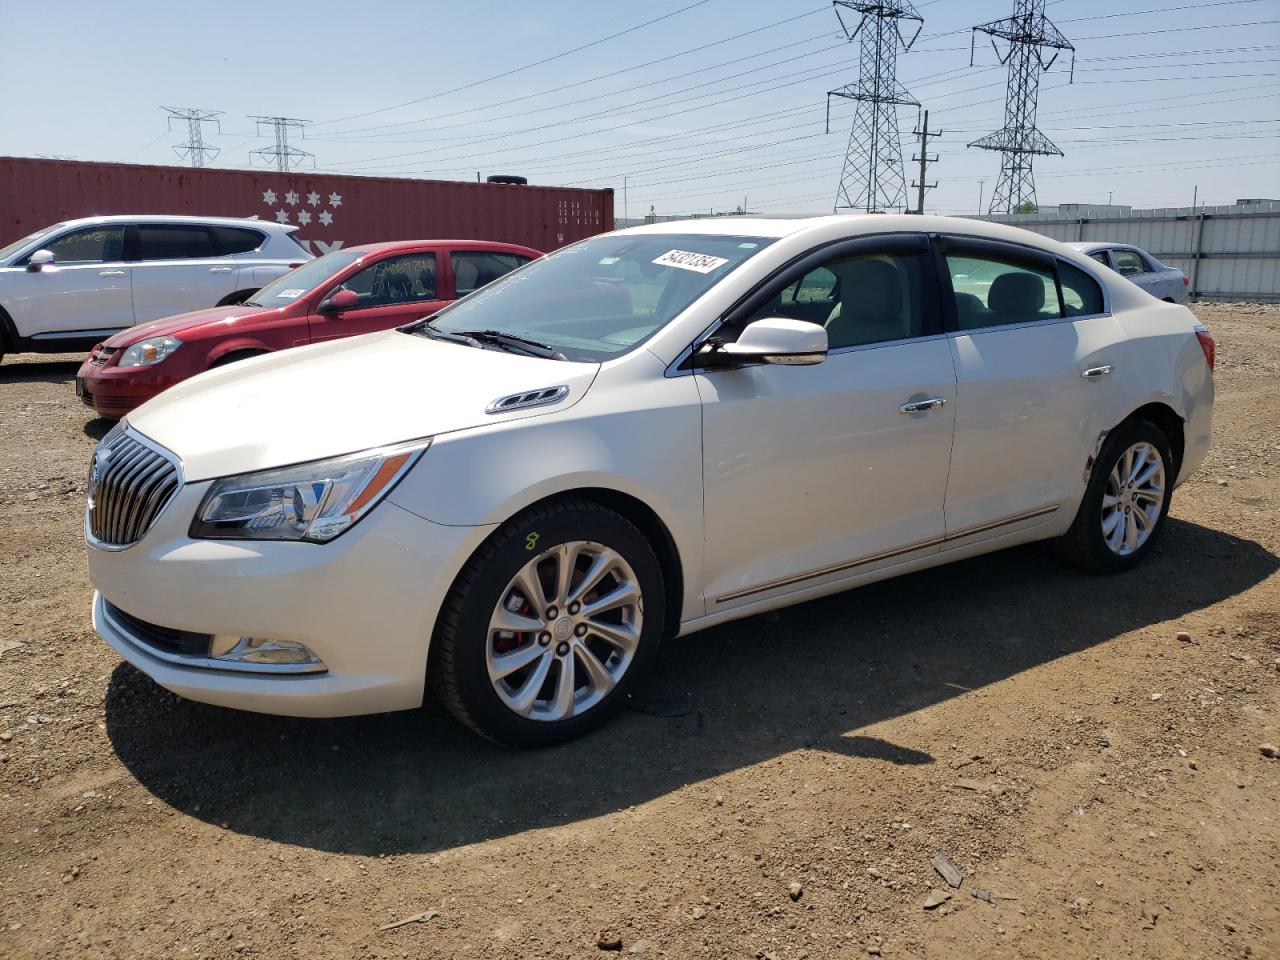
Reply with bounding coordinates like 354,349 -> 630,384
0,215 -> 311,359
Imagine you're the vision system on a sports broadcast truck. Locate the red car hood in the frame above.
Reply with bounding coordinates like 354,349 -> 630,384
102,305 -> 274,347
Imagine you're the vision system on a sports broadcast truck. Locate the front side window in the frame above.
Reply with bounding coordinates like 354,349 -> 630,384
422,233 -> 774,362
1059,261 -> 1105,317
1112,250 -> 1147,276
739,249 -> 929,349
452,251 -> 533,297
40,226 -> 126,265
946,254 -> 1058,330
1,224 -> 63,263
337,253 -> 437,307
137,225 -> 216,261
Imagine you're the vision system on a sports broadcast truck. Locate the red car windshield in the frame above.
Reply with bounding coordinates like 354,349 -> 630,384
244,251 -> 363,306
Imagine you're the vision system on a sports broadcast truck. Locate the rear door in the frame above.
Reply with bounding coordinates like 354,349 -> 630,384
6,224 -> 133,341
939,235 -> 1124,541
308,250 -> 447,342
128,224 -> 238,322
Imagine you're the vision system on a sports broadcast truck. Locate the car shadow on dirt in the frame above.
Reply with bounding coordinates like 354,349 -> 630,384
0,357 -> 80,383
104,517 -> 1277,856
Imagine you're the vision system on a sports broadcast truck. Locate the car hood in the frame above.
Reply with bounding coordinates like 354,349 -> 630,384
126,329 -> 600,482
103,305 -> 271,346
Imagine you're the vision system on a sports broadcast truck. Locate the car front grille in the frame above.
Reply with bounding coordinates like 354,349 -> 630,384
90,345 -> 117,366
87,427 -> 182,547
103,599 -> 211,658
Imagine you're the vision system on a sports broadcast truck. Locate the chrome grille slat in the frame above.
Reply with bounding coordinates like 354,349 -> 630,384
87,429 -> 182,548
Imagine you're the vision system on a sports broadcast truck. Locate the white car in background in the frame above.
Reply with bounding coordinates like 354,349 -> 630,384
1069,241 -> 1189,303
0,215 -> 310,360
85,215 -> 1214,747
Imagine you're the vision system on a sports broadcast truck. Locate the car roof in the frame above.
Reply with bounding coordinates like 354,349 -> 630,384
53,214 -> 293,230
338,239 -> 543,256
614,213 -> 1087,255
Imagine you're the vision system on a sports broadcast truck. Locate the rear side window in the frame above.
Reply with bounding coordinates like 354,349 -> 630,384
137,225 -> 217,260
37,226 -> 125,264
1088,251 -> 1109,267
945,254 -> 1058,330
211,226 -> 265,256
1112,250 -> 1147,276
452,251 -> 531,297
1058,261 -> 1105,317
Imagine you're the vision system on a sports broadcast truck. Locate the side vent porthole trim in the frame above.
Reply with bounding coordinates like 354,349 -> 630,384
485,384 -> 570,415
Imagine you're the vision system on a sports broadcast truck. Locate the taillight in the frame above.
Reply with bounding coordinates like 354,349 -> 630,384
1182,274 -> 1189,286
288,262 -> 304,268
1194,325 -> 1215,372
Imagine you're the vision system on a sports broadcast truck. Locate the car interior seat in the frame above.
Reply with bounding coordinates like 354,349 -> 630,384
824,258 -> 908,347
986,271 -> 1048,326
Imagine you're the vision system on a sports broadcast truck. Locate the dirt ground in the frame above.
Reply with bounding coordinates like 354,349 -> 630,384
0,303 -> 1276,960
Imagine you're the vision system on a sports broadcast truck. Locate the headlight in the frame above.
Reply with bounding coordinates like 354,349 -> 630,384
189,439 -> 429,543
118,336 -> 183,367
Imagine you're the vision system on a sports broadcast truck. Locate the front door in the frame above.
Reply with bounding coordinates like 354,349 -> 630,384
939,236 -> 1124,539
128,224 -> 238,323
308,251 -> 447,342
6,224 -> 133,342
696,235 -> 957,610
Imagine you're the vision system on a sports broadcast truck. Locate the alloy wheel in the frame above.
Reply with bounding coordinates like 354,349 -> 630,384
485,541 -> 643,721
1101,442 -> 1166,556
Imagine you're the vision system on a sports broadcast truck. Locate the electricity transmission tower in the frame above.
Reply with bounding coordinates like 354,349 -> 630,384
826,1 -> 924,214
968,0 -> 1074,214
162,106 -> 223,168
248,116 -> 314,171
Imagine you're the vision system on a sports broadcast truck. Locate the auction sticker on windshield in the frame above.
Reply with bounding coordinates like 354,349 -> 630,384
276,288 -> 306,299
652,249 -> 730,274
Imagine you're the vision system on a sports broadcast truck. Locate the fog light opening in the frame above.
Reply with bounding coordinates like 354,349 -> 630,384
210,635 -> 325,669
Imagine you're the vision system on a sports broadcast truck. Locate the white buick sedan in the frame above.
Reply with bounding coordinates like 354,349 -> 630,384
86,216 -> 1215,746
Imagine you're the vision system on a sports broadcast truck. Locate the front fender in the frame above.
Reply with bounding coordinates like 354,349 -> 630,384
204,337 -> 273,366
388,372 -> 707,621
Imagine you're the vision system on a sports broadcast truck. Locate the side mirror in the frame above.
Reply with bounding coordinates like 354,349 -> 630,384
27,249 -> 55,271
696,317 -> 828,368
318,289 -> 359,313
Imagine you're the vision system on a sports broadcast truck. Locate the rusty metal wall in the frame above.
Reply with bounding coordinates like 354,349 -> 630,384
0,157 -> 614,256
978,202 -> 1280,302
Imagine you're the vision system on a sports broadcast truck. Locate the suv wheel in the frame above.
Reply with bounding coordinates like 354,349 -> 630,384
431,499 -> 664,747
1052,418 -> 1175,572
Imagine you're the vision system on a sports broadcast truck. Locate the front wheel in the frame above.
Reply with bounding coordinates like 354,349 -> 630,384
430,500 -> 665,747
1051,418 -> 1175,572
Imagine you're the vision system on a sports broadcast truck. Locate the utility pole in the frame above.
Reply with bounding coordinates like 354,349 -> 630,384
978,180 -> 986,216
162,106 -> 222,168
827,1 -> 924,214
910,110 -> 941,215
248,116 -> 314,172
967,0 -> 1074,214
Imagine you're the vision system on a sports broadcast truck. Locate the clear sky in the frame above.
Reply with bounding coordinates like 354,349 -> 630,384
2,0 -> 1277,217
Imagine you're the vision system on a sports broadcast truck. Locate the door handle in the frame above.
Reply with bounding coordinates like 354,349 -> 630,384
899,397 -> 947,414
98,270 -> 125,278
1081,364 -> 1114,379
209,267 -> 233,274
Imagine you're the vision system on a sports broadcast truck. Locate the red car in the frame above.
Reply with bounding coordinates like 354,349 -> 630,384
76,239 -> 541,417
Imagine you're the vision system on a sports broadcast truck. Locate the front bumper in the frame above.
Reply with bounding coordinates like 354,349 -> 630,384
76,355 -> 176,418
88,484 -> 493,718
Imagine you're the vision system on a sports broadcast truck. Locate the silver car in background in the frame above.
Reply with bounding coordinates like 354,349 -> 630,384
1069,242 -> 1189,304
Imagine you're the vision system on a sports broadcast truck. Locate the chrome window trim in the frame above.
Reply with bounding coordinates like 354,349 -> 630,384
84,425 -> 184,553
947,310 -> 1113,338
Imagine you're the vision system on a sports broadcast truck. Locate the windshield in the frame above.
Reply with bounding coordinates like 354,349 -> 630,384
245,250 -> 363,305
417,232 -> 774,362
0,224 -> 63,263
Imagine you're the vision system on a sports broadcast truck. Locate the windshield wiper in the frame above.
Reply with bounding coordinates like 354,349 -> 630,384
455,330 -> 567,361
420,327 -> 483,349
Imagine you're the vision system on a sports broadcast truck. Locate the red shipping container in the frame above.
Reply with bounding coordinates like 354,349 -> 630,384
0,157 -> 613,256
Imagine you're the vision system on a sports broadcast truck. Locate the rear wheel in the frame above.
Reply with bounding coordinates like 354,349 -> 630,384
430,499 -> 665,747
1051,418 -> 1174,572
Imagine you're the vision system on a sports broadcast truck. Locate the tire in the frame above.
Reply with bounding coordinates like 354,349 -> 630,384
210,349 -> 267,368
430,499 -> 665,747
1051,418 -> 1175,573
216,289 -> 257,307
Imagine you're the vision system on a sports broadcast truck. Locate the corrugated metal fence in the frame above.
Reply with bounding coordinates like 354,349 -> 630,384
976,202 -> 1280,302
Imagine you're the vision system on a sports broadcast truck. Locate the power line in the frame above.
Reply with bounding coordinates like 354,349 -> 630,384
313,0 -> 715,127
